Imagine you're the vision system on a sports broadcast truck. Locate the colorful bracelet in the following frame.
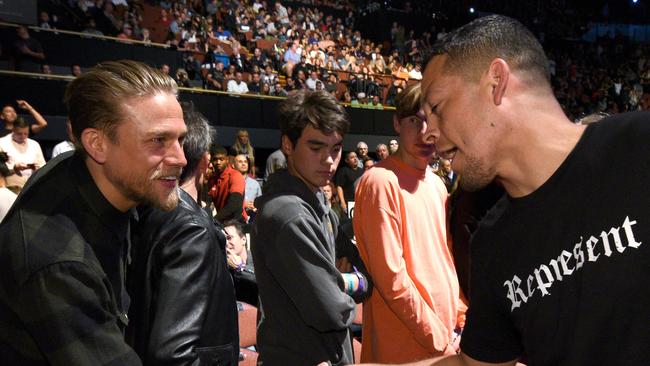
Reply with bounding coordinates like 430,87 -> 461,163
345,274 -> 355,294
354,271 -> 365,294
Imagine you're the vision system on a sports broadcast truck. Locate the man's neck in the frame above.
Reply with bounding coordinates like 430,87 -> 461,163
181,176 -> 199,202
85,157 -> 134,212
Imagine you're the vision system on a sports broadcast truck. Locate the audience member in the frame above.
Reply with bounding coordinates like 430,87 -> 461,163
234,154 -> 261,222
436,158 -> 459,194
127,102 -> 238,365
334,150 -> 363,213
230,129 -> 255,163
354,83 -> 466,363
51,120 -> 75,158
322,181 -> 346,222
375,143 -> 389,161
264,147 -> 287,179
0,150 -> 17,222
1,100 -> 48,137
0,117 -> 46,194
223,219 -> 258,306
388,139 -> 399,154
208,145 -> 245,223
227,71 -> 249,94
0,60 -> 185,364
252,89 -> 365,365
13,26 -> 46,72
356,141 -> 370,167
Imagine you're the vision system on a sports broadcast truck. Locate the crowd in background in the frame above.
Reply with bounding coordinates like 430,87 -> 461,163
24,0 -> 649,117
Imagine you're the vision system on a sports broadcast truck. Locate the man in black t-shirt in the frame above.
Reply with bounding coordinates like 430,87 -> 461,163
334,151 -> 363,214
405,14 -> 650,366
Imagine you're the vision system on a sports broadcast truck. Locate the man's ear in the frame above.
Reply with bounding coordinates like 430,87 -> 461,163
392,114 -> 402,135
81,128 -> 109,164
281,135 -> 294,157
486,58 -> 510,106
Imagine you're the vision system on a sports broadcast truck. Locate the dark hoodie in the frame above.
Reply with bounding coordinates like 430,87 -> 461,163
251,170 -> 356,365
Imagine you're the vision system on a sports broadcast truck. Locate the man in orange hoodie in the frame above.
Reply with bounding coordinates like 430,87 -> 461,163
353,82 -> 466,364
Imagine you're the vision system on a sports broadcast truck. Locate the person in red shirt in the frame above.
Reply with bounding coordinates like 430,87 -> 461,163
208,146 -> 245,223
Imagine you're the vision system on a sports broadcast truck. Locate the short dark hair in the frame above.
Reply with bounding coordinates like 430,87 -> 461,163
210,145 -> 228,157
428,15 -> 550,85
180,102 -> 214,184
278,89 -> 350,146
13,116 -> 29,129
223,219 -> 244,237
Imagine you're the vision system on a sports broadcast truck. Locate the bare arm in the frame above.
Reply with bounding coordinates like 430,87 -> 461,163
336,185 -> 347,210
17,100 -> 47,134
359,352 -> 517,366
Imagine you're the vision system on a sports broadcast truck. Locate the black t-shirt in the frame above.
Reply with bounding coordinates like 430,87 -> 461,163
462,112 -> 650,365
334,165 -> 363,203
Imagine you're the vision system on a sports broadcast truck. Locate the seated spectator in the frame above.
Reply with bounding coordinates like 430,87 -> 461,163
369,95 -> 384,109
260,82 -> 271,95
375,143 -> 389,161
223,219 -> 258,306
13,26 -> 46,73
117,24 -> 133,40
214,25 -> 232,41
356,141 -> 370,167
160,64 -> 170,75
285,76 -> 298,91
261,65 -> 278,85
41,64 -> 52,75
71,65 -> 82,77
408,63 -> 423,80
388,139 -> 399,154
0,117 -> 46,194
248,72 -> 262,93
283,40 -> 302,77
249,47 -> 267,71
175,68 -> 191,88
227,71 -> 249,94
272,81 -> 288,97
230,48 -> 248,72
305,70 -> 322,90
1,100 -> 48,137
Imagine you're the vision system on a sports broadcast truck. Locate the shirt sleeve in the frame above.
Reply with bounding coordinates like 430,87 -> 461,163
262,213 -> 356,332
13,262 -> 142,366
354,174 -> 451,353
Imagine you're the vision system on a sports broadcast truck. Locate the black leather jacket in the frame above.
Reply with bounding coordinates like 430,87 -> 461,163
127,189 -> 239,365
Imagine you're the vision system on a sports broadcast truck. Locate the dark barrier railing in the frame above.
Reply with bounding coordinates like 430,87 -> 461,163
0,71 -> 396,142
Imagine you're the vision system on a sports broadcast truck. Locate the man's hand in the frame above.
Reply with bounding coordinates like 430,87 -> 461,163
16,100 -> 33,111
244,200 -> 256,211
335,256 -> 352,273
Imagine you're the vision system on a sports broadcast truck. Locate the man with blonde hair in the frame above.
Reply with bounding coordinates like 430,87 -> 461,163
354,83 -> 466,363
0,60 -> 187,365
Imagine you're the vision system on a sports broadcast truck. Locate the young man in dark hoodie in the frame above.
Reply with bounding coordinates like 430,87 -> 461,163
252,89 -> 367,365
